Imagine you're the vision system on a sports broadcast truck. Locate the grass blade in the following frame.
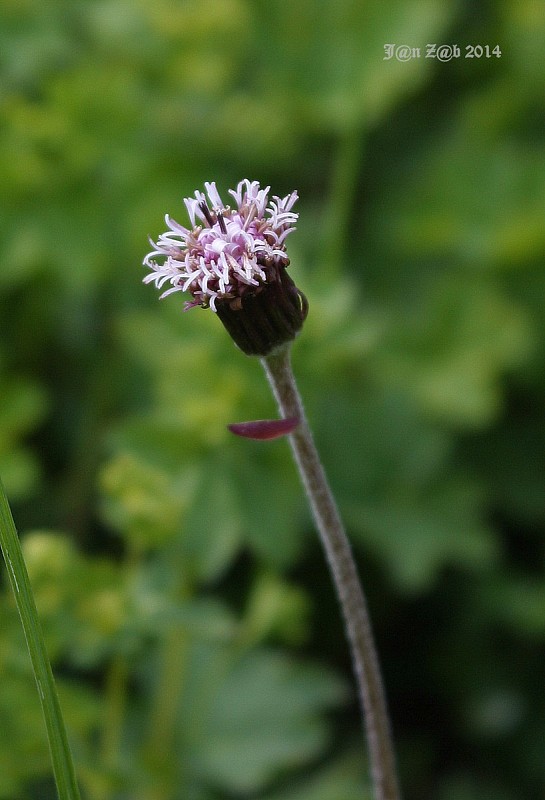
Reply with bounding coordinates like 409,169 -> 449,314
0,478 -> 81,800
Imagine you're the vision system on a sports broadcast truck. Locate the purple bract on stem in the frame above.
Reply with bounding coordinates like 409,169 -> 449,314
227,416 -> 300,440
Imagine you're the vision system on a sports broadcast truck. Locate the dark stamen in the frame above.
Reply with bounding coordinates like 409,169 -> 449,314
199,201 -> 215,227
217,211 -> 227,234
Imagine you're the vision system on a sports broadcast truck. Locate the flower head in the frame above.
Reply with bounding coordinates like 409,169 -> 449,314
144,179 -> 308,355
144,179 -> 299,312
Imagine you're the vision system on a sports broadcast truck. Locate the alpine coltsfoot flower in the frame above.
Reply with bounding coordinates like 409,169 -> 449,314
142,181 -> 400,800
143,179 -> 308,355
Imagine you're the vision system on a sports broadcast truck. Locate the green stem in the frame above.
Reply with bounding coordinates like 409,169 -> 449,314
262,346 -> 400,800
101,655 -> 129,766
137,625 -> 190,800
322,127 -> 365,277
0,478 -> 81,800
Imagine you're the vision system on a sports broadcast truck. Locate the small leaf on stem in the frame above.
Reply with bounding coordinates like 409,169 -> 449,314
227,417 -> 300,440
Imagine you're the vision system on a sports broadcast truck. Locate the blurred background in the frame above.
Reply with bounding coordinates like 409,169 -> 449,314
1,0 -> 545,798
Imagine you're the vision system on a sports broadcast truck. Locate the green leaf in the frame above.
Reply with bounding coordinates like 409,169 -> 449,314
349,482 -> 498,592
263,750 -> 370,800
192,649 -> 348,794
376,277 -> 533,427
182,455 -> 243,582
252,0 -> 458,130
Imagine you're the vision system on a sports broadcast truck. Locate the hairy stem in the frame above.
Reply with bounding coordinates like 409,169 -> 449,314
262,345 -> 400,800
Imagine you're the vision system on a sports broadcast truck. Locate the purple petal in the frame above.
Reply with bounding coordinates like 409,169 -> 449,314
228,416 -> 300,440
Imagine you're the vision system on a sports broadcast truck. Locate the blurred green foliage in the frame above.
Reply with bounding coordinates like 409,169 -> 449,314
1,0 -> 545,798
